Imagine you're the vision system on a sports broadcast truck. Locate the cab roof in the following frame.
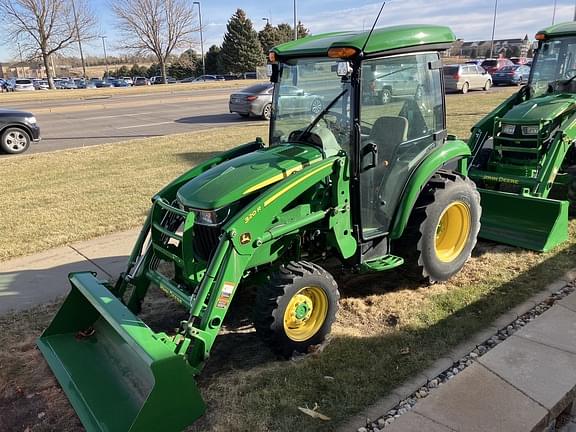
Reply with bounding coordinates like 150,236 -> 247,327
537,21 -> 576,38
271,24 -> 456,58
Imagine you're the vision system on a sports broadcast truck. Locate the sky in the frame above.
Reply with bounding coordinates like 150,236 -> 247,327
1,0 -> 576,62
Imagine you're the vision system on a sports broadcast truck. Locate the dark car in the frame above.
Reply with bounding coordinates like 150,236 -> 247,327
229,83 -> 274,120
150,76 -> 177,84
94,80 -> 113,88
0,109 -> 41,154
480,58 -> 514,74
492,65 -> 531,86
111,79 -> 130,87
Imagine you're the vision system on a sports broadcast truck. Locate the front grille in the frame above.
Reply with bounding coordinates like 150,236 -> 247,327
193,224 -> 222,262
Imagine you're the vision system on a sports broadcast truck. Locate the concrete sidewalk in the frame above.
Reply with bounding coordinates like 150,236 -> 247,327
383,289 -> 576,432
0,229 -> 138,314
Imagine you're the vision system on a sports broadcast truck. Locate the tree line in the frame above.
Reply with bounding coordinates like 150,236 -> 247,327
0,1 -> 309,89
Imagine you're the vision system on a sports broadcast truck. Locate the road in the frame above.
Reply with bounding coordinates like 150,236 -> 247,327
0,85 -> 511,157
0,87 -> 266,156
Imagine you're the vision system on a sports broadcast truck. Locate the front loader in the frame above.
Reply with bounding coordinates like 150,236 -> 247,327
468,22 -> 576,252
39,25 -> 482,431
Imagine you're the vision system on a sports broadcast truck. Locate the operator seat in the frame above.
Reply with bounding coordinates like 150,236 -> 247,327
361,115 -> 408,232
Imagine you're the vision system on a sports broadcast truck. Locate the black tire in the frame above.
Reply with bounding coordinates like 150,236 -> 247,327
483,80 -> 491,91
1,127 -> 31,154
238,113 -> 250,118
254,261 -> 339,358
399,173 -> 481,283
461,82 -> 469,94
262,103 -> 272,120
380,88 -> 392,104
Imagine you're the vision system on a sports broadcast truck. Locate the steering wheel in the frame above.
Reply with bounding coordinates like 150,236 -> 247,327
319,110 -> 349,136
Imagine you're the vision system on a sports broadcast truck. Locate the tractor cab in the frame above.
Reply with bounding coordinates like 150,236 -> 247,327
269,26 -> 452,257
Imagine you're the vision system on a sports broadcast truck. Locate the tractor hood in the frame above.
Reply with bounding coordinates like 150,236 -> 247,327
177,143 -> 323,209
502,93 -> 576,123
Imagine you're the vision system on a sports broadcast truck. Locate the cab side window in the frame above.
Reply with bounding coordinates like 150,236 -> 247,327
359,52 -> 445,238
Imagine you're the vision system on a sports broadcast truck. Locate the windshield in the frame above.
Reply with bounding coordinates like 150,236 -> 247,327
530,36 -> 576,97
270,57 -> 352,156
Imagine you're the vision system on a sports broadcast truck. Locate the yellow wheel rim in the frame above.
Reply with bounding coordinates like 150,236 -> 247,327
283,286 -> 328,342
434,201 -> 471,263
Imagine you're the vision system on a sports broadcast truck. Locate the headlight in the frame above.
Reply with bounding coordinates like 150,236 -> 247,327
24,116 -> 36,124
521,125 -> 539,135
501,124 -> 516,135
193,207 -> 231,226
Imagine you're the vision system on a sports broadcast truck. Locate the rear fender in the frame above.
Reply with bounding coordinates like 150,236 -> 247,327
390,140 -> 471,239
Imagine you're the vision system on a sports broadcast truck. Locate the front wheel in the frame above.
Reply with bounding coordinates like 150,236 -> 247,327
483,80 -> 491,91
254,261 -> 339,358
1,127 -> 31,154
461,82 -> 469,94
380,88 -> 392,104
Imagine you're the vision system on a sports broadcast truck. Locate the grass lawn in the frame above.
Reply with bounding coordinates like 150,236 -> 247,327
3,86 -> 572,432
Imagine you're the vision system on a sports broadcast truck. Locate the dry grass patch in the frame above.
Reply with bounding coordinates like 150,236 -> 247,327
0,124 -> 267,261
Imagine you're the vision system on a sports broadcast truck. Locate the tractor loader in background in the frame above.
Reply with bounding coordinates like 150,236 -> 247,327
468,22 -> 576,252
39,24 -> 488,432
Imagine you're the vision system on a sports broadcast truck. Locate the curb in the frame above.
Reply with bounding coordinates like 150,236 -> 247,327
337,269 -> 576,432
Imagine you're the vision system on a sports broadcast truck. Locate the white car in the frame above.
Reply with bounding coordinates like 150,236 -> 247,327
14,79 -> 35,91
122,76 -> 134,86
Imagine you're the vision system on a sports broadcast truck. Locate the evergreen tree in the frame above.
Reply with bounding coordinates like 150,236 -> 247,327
130,64 -> 148,77
205,45 -> 222,75
220,9 -> 265,73
297,21 -> 310,38
258,23 -> 282,54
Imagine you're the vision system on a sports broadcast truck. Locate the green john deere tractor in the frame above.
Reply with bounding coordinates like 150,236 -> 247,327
39,25 -> 483,431
468,21 -> 576,252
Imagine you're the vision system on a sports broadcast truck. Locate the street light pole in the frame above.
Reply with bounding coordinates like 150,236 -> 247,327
489,0 -> 498,59
193,1 -> 206,77
71,0 -> 87,78
552,0 -> 558,24
100,36 -> 109,77
293,0 -> 297,40
262,17 -> 270,26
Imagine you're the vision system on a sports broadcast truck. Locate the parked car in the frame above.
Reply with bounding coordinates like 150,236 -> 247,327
193,75 -> 224,82
492,65 -> 531,86
276,85 -> 323,116
443,64 -> 492,93
0,109 -> 41,154
14,79 -> 35,91
242,72 -> 257,79
121,76 -> 134,86
85,80 -> 97,89
465,60 -> 483,66
366,66 -> 422,104
94,80 -> 113,88
150,76 -> 177,84
60,80 -> 77,90
33,79 -> 49,90
133,76 -> 150,86
111,79 -> 130,87
74,79 -> 86,89
0,79 -> 15,92
180,76 -> 196,83
229,83 -> 274,120
479,58 -> 514,74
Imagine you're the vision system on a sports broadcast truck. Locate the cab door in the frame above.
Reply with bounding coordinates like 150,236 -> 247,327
358,52 -> 445,240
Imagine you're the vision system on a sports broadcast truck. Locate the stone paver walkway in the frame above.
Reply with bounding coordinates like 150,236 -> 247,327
384,290 -> 576,432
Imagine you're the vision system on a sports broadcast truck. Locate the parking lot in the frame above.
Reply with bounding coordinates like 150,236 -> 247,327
0,83 -> 513,157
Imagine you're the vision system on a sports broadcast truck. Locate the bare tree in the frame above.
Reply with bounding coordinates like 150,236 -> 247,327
0,0 -> 96,89
111,0 -> 198,84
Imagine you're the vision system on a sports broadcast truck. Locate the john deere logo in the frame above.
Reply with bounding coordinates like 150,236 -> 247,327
240,232 -> 252,245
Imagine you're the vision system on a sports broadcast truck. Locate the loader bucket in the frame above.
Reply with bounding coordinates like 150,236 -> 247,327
478,188 -> 569,252
37,272 -> 205,432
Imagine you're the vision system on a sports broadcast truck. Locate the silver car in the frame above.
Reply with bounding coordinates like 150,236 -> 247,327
229,83 -> 274,120
443,64 -> 492,94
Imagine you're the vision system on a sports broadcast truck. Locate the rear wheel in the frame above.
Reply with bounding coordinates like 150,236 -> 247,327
1,127 -> 31,154
254,261 -> 339,358
262,103 -> 272,120
380,88 -> 392,104
483,80 -> 491,91
461,82 -> 469,94
310,98 -> 323,115
399,173 -> 481,282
